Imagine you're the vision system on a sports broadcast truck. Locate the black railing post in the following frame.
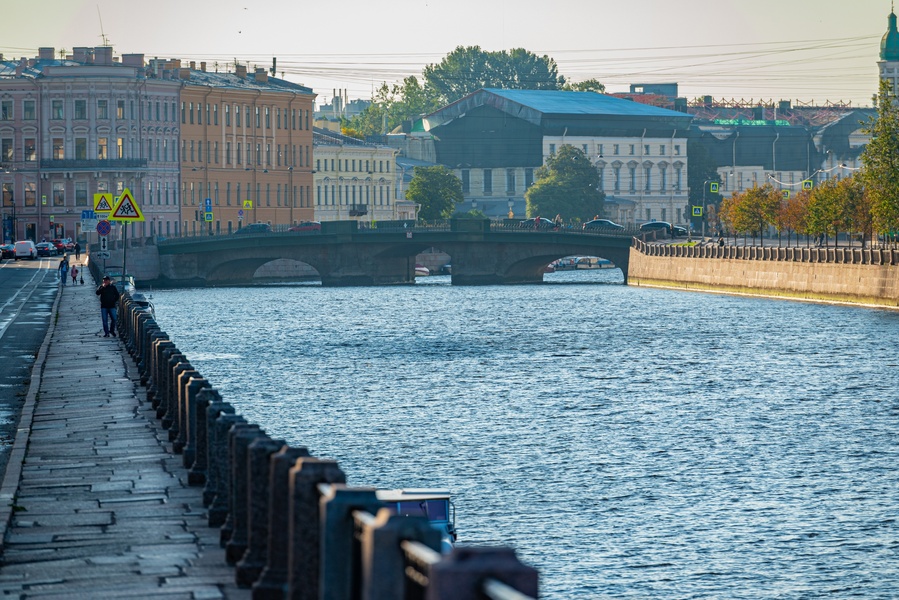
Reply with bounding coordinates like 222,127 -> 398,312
318,486 -> 383,600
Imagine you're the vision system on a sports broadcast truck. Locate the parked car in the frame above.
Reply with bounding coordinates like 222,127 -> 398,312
36,242 -> 58,257
49,239 -> 67,254
287,221 -> 321,232
519,217 -> 557,230
0,244 -> 14,259
583,219 -> 625,231
639,221 -> 688,237
234,223 -> 272,235
14,240 -> 37,260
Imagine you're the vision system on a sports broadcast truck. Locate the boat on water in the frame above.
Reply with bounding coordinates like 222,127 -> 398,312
414,264 -> 430,277
376,489 -> 457,553
550,256 -> 615,271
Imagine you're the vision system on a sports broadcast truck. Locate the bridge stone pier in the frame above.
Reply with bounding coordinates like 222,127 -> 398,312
149,220 -> 634,287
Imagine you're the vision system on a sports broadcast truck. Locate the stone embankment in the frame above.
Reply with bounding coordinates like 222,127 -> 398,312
629,239 -> 899,309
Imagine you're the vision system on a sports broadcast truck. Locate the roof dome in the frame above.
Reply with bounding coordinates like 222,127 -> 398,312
881,12 -> 899,61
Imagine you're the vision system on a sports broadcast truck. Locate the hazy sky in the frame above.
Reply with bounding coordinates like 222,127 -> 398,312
1,0 -> 892,108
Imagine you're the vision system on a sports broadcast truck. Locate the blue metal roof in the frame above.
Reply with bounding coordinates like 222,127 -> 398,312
482,89 -> 690,118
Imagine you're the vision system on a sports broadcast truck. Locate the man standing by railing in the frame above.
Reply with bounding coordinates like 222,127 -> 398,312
95,275 -> 120,337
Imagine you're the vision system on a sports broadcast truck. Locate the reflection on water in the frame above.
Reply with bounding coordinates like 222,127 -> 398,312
150,270 -> 899,599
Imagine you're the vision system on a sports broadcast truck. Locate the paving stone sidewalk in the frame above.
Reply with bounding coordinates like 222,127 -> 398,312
0,268 -> 249,599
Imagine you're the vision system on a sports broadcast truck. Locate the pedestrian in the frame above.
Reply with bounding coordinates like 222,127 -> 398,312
74,241 -> 81,261
534,215 -> 541,230
70,264 -> 79,286
553,214 -> 562,229
95,275 -> 120,338
58,258 -> 69,286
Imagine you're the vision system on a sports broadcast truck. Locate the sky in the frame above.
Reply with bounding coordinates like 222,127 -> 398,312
1,0 -> 893,108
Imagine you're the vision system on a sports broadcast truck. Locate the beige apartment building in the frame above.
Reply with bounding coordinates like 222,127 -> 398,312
179,62 -> 315,235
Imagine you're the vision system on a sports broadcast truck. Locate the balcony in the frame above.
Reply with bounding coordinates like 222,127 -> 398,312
40,158 -> 148,170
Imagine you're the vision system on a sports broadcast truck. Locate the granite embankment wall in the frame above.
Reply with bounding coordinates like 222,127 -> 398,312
628,240 -> 899,308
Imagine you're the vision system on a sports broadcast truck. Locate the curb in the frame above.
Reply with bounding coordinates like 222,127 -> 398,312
0,275 -> 62,553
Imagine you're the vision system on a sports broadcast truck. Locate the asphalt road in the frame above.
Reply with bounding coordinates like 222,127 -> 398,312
0,256 -> 59,478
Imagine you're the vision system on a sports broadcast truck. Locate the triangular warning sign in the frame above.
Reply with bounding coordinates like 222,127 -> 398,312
243,200 -> 253,209
94,193 -> 114,212
110,188 -> 145,221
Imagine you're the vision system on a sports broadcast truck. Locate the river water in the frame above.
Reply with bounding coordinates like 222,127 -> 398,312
148,269 -> 899,599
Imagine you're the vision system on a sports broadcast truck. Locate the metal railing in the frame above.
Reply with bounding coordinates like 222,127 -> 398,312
113,289 -> 540,599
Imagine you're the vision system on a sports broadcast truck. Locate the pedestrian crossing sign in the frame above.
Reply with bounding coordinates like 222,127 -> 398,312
204,212 -> 213,222
783,190 -> 791,199
709,182 -> 719,193
802,180 -> 813,190
109,188 -> 145,221
692,206 -> 703,217
243,200 -> 253,209
94,193 -> 114,212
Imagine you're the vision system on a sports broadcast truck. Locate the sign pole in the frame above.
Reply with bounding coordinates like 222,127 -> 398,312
122,223 -> 127,289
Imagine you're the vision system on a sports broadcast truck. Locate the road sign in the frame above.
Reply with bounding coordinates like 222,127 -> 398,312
81,219 -> 98,231
99,236 -> 109,252
81,209 -> 96,220
205,198 -> 212,211
709,182 -> 719,193
783,190 -> 791,199
49,215 -> 55,222
238,215 -> 243,221
96,251 -> 110,259
204,212 -> 213,222
243,200 -> 253,209
97,220 -> 112,236
802,180 -> 813,190
94,193 -> 114,212
238,209 -> 244,217
691,206 -> 703,217
110,188 -> 144,221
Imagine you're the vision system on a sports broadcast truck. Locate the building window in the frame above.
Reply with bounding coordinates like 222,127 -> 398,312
226,182 -> 231,206
629,167 -> 636,191
660,166 -> 667,190
613,166 -> 621,192
98,137 -> 108,160
483,169 -> 493,194
75,181 -> 88,206
181,102 -> 186,124
52,99 -> 64,119
2,183 -> 11,207
237,142 -> 242,165
0,100 -> 12,120
255,107 -> 260,128
23,100 -> 35,120
549,144 -> 556,155
225,105 -> 231,127
226,142 -> 232,164
1,138 -> 11,161
506,169 -> 516,193
629,144 -> 635,155
613,144 -> 619,155
24,138 -> 36,161
74,100 -> 87,120
214,142 -> 219,164
52,137 -> 64,159
644,144 -> 650,155
674,144 -> 681,156
98,99 -> 108,119
265,107 -> 270,129
461,170 -> 470,193
644,166 -> 652,191
52,182 -> 65,206
117,100 -> 125,119
213,104 -> 218,126
189,102 -> 194,124
117,137 -> 124,159
25,182 -> 36,206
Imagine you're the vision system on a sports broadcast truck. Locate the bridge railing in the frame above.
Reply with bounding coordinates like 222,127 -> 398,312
115,292 -> 540,599
632,238 -> 899,266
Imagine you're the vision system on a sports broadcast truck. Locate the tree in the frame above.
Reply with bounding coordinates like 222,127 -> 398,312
525,145 -> 603,220
422,46 -> 565,104
562,79 -> 606,93
405,166 -> 463,221
777,189 -> 812,246
342,77 -> 441,138
722,184 -> 780,243
862,79 -> 899,236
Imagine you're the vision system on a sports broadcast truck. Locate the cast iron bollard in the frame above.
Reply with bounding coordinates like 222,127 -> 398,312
287,458 -> 346,600
153,341 -> 178,416
224,424 -> 266,563
162,353 -> 188,433
356,509 -> 441,600
317,486 -> 389,600
182,376 -> 211,470
252,446 -> 310,600
145,335 -> 171,404
427,547 -> 538,600
235,437 -> 287,587
189,387 -> 223,485
209,413 -> 246,527
172,366 -> 199,450
200,396 -> 234,499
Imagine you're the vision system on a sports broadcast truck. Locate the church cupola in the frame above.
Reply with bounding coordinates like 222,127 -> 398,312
881,11 -> 899,61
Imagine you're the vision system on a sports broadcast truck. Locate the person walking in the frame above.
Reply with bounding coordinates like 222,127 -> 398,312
58,258 -> 69,286
74,241 -> 81,261
70,263 -> 79,286
95,275 -> 121,337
